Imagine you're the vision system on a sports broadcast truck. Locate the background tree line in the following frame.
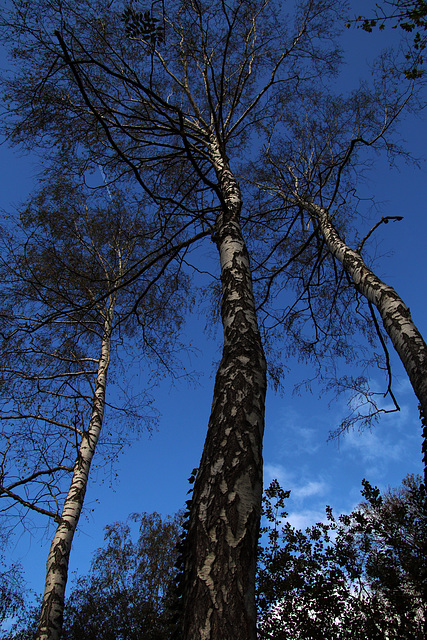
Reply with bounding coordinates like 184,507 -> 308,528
2,474 -> 424,639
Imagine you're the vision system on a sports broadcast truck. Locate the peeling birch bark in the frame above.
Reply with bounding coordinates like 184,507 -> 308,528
303,200 -> 427,483
182,145 -> 267,639
36,302 -> 114,640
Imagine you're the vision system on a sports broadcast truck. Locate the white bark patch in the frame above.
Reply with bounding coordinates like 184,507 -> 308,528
200,610 -> 212,640
220,426 -> 232,446
199,457 -> 225,523
208,136 -> 242,211
226,473 -> 259,548
183,182 -> 266,639
220,237 -> 244,272
211,456 -> 225,476
198,551 -> 218,606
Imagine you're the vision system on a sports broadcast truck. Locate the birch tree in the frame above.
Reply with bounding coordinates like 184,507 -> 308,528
254,79 -> 427,479
0,176 -> 191,640
0,1 -> 347,637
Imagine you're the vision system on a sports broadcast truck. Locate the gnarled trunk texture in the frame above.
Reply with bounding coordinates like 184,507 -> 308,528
182,148 -> 267,640
36,303 -> 114,640
304,200 -> 427,484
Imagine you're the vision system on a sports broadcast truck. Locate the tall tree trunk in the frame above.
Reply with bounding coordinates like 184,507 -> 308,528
36,302 -> 114,640
182,148 -> 267,639
303,200 -> 427,485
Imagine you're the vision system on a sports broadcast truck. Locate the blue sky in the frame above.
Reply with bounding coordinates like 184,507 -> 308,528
0,0 -> 426,612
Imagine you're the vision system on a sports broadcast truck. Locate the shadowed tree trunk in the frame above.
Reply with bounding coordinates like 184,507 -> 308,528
182,151 -> 267,640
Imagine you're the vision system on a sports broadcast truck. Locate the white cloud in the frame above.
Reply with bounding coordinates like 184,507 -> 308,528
263,376 -> 423,535
263,462 -> 293,488
293,480 -> 327,500
287,508 -> 327,531
264,463 -> 328,501
269,406 -> 324,456
342,428 -> 404,463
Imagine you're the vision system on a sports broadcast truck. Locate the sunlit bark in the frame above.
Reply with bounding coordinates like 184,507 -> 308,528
303,199 -> 427,484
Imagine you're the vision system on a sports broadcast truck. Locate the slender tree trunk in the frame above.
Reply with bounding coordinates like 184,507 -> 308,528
36,303 -> 114,640
303,200 -> 427,484
182,148 -> 267,640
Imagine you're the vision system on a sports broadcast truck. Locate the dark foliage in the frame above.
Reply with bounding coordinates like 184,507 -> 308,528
121,5 -> 164,44
61,512 -> 182,640
257,474 -> 426,639
348,0 -> 427,77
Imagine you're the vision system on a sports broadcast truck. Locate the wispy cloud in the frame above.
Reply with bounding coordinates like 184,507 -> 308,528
269,406 -> 325,456
264,463 -> 328,501
339,404 -> 422,481
263,377 -> 423,535
342,428 -> 405,463
263,462 -> 293,488
293,480 -> 328,500
327,374 -> 422,478
287,508 -> 328,531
